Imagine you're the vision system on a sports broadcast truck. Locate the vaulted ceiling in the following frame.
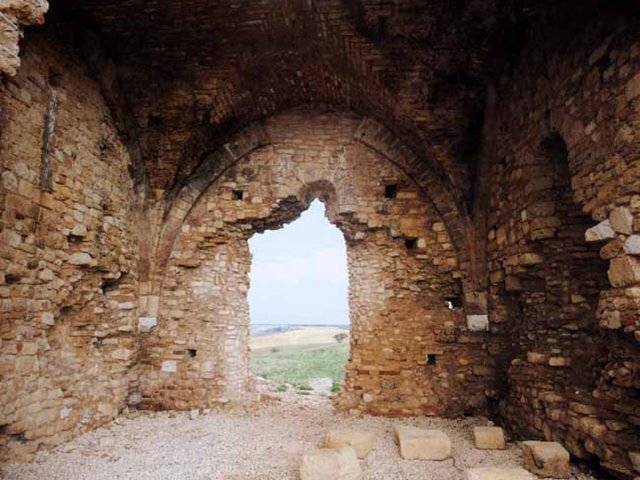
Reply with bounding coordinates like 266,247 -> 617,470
50,0 -> 602,205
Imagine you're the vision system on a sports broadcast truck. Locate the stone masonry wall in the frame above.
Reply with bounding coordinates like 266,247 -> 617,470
0,33 -> 139,461
0,0 -> 48,76
140,109 -> 497,416
482,15 -> 640,478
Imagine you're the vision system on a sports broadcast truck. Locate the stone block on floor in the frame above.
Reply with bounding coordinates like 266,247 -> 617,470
322,429 -> 375,459
394,425 -> 452,460
473,426 -> 506,450
465,467 -> 536,480
300,446 -> 363,480
522,441 -> 571,478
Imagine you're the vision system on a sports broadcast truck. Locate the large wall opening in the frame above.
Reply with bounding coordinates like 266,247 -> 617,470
248,199 -> 350,394
139,110 -> 487,418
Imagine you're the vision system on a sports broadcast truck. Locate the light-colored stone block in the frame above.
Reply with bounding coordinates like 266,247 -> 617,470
474,426 -> 505,450
322,430 -> 375,459
585,219 -> 616,241
522,441 -> 571,478
394,425 -> 452,460
467,314 -> 489,332
161,360 -> 177,373
68,252 -> 92,266
624,235 -> 640,255
465,467 -> 536,480
300,447 -> 362,480
138,316 -> 158,331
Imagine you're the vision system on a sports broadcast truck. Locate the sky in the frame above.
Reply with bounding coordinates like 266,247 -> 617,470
248,200 -> 349,326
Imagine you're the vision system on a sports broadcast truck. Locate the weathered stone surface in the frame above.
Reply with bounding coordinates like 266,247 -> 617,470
624,235 -> 640,255
585,220 -> 616,241
138,317 -> 158,331
394,426 -> 452,460
520,253 -> 544,265
465,467 -> 536,480
473,426 -> 505,450
608,256 -> 640,287
161,360 -> 177,373
522,441 -> 571,479
68,252 -> 93,266
467,315 -> 489,332
300,447 -> 362,480
609,207 -> 633,235
0,0 -> 48,75
0,33 -> 139,462
322,430 -> 375,459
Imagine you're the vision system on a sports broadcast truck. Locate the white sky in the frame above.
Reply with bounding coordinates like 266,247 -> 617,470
248,200 -> 349,325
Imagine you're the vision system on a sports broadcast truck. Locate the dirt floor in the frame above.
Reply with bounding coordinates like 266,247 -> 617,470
3,386 -> 599,480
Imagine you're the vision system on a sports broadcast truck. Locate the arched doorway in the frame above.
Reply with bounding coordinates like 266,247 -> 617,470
140,109 -> 491,417
248,199 -> 350,394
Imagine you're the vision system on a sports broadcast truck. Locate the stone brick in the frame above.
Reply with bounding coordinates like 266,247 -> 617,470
624,235 -> 640,255
67,252 -> 92,266
473,426 -> 506,450
394,426 -> 452,460
585,219 -> 616,241
322,430 -> 375,459
522,441 -> 571,479
608,256 -> 640,287
609,207 -> 634,235
300,447 -> 362,480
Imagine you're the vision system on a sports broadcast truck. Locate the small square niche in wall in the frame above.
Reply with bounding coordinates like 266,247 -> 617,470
405,238 -> 417,250
426,354 -> 437,366
445,297 -> 463,310
384,184 -> 398,199
186,349 -> 197,358
232,190 -> 244,200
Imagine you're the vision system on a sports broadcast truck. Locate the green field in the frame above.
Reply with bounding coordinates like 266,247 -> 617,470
250,343 -> 349,393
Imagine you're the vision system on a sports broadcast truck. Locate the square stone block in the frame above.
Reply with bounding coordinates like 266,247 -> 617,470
474,426 -> 506,450
300,446 -> 362,480
322,429 -> 375,459
467,314 -> 489,331
465,467 -> 536,480
394,425 -> 452,460
522,441 -> 571,478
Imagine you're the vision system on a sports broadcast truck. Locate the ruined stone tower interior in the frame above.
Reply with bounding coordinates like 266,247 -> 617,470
1,0 -> 639,479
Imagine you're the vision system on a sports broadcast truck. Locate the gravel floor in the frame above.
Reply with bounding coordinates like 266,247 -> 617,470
3,391 -> 599,480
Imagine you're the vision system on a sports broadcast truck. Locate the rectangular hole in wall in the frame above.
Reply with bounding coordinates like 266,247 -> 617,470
445,297 -> 463,310
404,238 -> 417,249
186,349 -> 197,358
384,184 -> 398,199
426,354 -> 437,366
232,190 -> 244,201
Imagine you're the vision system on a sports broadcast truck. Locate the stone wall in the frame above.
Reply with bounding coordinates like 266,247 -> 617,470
481,15 -> 640,478
0,0 -> 48,76
140,109 -> 497,416
0,33 -> 139,460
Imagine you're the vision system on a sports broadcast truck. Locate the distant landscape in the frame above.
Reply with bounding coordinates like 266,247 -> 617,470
250,325 -> 350,393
